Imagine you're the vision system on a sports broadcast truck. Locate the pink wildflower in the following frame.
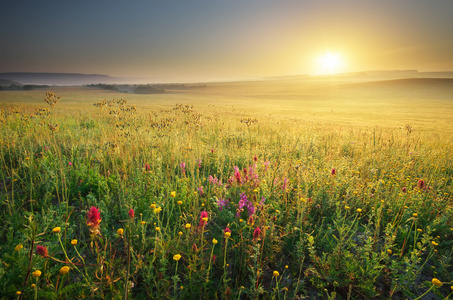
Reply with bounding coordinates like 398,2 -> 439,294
87,206 -> 101,235
128,208 -> 135,219
253,227 -> 261,241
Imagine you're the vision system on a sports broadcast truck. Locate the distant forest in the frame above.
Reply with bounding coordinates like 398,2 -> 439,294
0,84 -> 50,91
87,83 -> 206,94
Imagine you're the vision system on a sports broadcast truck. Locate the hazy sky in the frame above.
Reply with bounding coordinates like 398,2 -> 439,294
1,0 -> 453,82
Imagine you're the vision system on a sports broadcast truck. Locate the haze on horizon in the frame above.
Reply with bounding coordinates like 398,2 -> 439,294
1,0 -> 453,82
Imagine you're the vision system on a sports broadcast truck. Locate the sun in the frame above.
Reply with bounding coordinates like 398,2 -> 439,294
317,52 -> 343,75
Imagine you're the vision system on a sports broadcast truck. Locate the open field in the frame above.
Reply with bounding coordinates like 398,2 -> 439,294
0,76 -> 453,299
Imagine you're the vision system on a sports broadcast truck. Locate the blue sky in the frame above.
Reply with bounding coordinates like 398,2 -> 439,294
2,0 -> 453,82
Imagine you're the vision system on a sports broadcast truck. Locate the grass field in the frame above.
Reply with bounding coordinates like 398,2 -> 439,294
1,76 -> 452,299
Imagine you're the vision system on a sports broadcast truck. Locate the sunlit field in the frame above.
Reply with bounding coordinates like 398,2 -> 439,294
1,77 -> 453,299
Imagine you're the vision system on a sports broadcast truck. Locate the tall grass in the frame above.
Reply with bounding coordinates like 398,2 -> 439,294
0,93 -> 452,299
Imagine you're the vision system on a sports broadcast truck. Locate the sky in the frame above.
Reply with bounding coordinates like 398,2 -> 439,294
1,0 -> 453,82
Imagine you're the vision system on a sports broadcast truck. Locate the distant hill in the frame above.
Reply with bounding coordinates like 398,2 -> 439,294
0,72 -> 129,86
341,78 -> 453,89
0,79 -> 22,87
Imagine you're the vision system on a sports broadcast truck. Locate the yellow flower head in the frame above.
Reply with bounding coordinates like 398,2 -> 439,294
417,229 -> 423,233
432,241 -> 438,246
178,231 -> 183,236
357,208 -> 362,213
170,191 -> 176,197
15,244 -> 23,251
155,227 -> 160,232
150,204 -> 156,209
53,227 -> 61,233
71,239 -> 77,246
140,221 -> 146,225
387,249 -> 392,255
185,223 -> 191,229
31,284 -> 36,288
32,270 -> 42,278
345,206 -> 350,210
16,291 -> 22,295
153,207 -> 162,214
413,213 -> 418,217
117,228 -> 124,236
432,278 -> 442,287
273,271 -> 279,277
212,238 -> 218,245
177,201 -> 183,205
59,266 -> 70,275
173,254 -> 182,261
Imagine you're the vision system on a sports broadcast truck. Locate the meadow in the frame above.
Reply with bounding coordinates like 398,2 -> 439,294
1,76 -> 452,299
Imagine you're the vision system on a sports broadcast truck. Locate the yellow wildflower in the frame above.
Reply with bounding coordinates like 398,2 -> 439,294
14,244 -> 23,251
150,204 -> 156,209
71,239 -> 77,246
140,221 -> 146,225
32,270 -> 41,278
417,229 -> 422,233
357,208 -> 362,213
345,206 -> 350,210
153,207 -> 162,214
273,271 -> 279,277
117,228 -> 124,236
178,231 -> 183,236
59,266 -> 70,275
177,201 -> 183,205
413,213 -> 418,217
155,227 -> 160,232
170,191 -> 176,197
173,254 -> 182,261
52,227 -> 61,233
432,241 -> 438,246
185,223 -> 191,229
432,278 -> 442,287
212,238 -> 218,245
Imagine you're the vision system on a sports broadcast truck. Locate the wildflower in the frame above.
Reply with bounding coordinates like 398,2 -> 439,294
36,245 -> 49,258
432,278 -> 442,287
128,209 -> 135,219
14,244 -> 23,251
239,219 -> 244,223
178,231 -> 183,236
32,270 -> 42,278
253,227 -> 261,241
345,205 -> 350,210
86,206 -> 101,235
198,211 -> 208,228
197,186 -> 204,195
150,203 -> 156,209
402,187 -> 407,193
432,241 -> 438,246
59,266 -> 70,275
224,227 -> 231,238
237,193 -> 255,217
212,238 -> 218,245
387,249 -> 392,255
331,168 -> 336,176
52,227 -> 61,233
31,284 -> 35,288
413,213 -> 418,217
153,207 -> 162,214
16,291 -> 22,295
144,163 -> 151,171
170,191 -> 176,197
417,228 -> 423,233
71,239 -> 77,246
155,227 -> 160,232
177,200 -> 183,205
117,228 -> 124,236
285,265 -> 288,269
185,223 -> 191,229
140,221 -> 146,225
357,208 -> 362,213
273,271 -> 279,277
417,179 -> 425,190
216,198 -> 229,211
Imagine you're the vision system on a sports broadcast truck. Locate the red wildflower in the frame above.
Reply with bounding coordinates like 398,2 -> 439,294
417,179 -> 425,190
36,245 -> 49,258
331,168 -> 336,176
144,164 -> 151,171
87,206 -> 101,235
402,187 -> 407,193
253,227 -> 261,241
128,208 -> 135,219
198,211 -> 208,228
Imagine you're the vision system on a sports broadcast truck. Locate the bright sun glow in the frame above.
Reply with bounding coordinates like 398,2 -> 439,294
317,52 -> 343,75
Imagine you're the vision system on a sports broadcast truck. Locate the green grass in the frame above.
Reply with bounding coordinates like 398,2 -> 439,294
0,80 -> 452,299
